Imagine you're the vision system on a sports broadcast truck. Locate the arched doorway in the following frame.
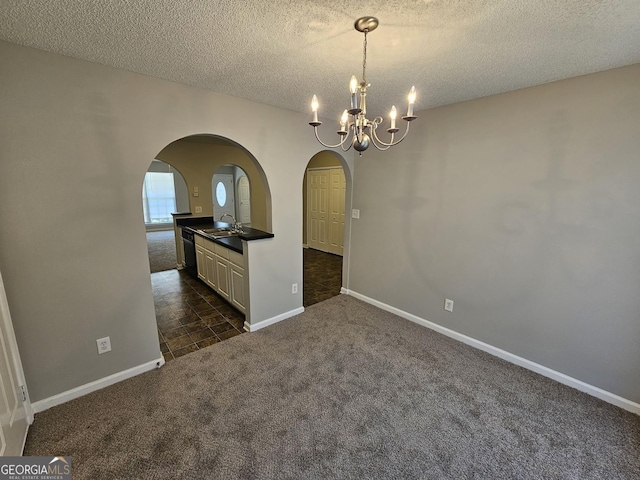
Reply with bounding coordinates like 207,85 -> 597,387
147,134 -> 272,362
211,164 -> 252,225
302,151 -> 350,307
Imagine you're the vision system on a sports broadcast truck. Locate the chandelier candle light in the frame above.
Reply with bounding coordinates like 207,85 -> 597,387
310,16 -> 417,155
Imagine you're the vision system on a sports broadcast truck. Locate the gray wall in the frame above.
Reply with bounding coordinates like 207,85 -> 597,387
0,41 -> 343,402
348,64 -> 640,403
2,38 -> 636,407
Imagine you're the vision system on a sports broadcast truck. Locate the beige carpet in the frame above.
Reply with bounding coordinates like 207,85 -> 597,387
24,295 -> 640,479
147,230 -> 177,273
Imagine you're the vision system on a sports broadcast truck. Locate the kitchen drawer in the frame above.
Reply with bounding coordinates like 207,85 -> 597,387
228,249 -> 244,267
214,242 -> 230,259
203,238 -> 215,252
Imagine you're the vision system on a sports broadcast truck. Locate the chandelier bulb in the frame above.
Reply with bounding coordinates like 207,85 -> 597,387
349,75 -> 359,110
408,86 -> 416,104
390,105 -> 397,130
311,95 -> 319,124
407,86 -> 417,116
350,76 -> 358,94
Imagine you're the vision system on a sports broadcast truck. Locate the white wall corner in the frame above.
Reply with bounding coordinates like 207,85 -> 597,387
345,289 -> 640,416
244,307 -> 305,332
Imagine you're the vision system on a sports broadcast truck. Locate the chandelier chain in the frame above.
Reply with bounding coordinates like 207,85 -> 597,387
362,30 -> 368,85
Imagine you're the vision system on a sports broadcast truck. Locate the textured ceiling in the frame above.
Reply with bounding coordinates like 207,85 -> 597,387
1,1 -> 639,121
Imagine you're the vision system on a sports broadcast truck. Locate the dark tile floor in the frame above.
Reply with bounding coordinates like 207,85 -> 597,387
303,248 -> 343,307
151,269 -> 245,363
151,248 -> 342,362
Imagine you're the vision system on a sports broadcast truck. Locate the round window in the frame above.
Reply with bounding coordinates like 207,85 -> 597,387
216,182 -> 227,207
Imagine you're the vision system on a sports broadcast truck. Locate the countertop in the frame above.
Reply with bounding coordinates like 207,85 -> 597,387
176,218 -> 274,254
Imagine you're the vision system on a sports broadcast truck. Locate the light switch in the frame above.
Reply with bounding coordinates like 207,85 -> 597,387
352,209 -> 360,219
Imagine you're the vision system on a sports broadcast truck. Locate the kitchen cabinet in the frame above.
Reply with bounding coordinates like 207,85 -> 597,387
195,236 -> 246,314
205,250 -> 216,290
196,245 -> 206,281
215,255 -> 231,301
230,263 -> 246,312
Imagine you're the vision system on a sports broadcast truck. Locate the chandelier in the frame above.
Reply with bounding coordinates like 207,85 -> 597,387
310,16 -> 417,155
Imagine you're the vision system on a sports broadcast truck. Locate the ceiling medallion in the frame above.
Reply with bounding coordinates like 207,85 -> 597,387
310,16 -> 417,155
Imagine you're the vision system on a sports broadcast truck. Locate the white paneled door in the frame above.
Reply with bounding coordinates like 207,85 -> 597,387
237,176 -> 251,225
307,168 -> 345,256
328,168 -> 346,256
307,170 -> 328,252
0,270 -> 30,456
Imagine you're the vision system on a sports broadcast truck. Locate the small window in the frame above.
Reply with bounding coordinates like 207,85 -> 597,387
216,181 -> 227,207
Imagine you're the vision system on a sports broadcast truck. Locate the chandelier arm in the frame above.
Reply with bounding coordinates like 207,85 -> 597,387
339,125 -> 355,151
370,121 -> 412,148
370,140 -> 394,151
312,126 -> 351,149
369,128 -> 395,151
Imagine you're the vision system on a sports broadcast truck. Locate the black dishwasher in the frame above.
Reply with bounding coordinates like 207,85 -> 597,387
181,228 -> 197,278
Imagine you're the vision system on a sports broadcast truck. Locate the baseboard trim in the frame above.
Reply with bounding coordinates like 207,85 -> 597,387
245,307 -> 305,332
344,289 -> 640,415
32,357 -> 165,413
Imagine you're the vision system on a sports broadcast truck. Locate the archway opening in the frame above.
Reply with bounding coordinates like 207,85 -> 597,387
156,134 -> 272,231
302,150 -> 351,307
146,133 -> 272,363
212,164 -> 251,225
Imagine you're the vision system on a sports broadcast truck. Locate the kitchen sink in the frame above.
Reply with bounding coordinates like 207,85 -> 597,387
198,228 -> 239,239
211,231 -> 239,239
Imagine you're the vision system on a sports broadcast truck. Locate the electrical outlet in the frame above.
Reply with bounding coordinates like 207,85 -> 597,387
292,283 -> 298,294
97,337 -> 111,354
352,209 -> 360,219
444,299 -> 454,312
195,206 -> 203,213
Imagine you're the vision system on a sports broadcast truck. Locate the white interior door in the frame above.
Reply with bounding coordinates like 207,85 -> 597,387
328,168 -> 346,255
212,174 -> 235,221
237,176 -> 251,225
308,170 -> 328,251
0,270 -> 31,456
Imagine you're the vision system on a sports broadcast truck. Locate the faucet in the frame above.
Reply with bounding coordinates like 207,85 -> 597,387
219,214 -> 242,232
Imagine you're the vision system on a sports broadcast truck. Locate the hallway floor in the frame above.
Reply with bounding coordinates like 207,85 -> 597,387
303,248 -> 343,307
152,248 -> 342,362
152,269 -> 245,362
